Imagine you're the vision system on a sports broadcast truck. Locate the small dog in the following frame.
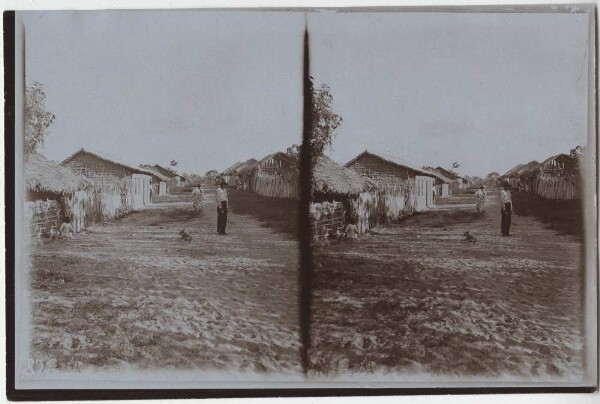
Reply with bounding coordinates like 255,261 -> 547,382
463,231 -> 477,243
179,229 -> 192,242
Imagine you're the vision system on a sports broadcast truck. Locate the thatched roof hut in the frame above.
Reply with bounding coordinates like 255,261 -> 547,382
235,159 -> 259,177
221,161 -> 244,176
62,149 -> 162,184
345,150 -> 434,181
25,152 -> 92,196
540,154 -> 579,173
503,163 -> 527,178
517,161 -> 541,179
313,156 -> 374,197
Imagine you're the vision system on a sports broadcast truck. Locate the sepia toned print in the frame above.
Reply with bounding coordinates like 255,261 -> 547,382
10,5 -> 597,393
305,9 -> 595,383
17,10 -> 306,387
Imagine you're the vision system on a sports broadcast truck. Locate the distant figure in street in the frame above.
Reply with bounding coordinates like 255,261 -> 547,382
191,185 -> 204,213
432,186 -> 437,204
475,186 -> 487,212
149,184 -> 154,202
216,181 -> 229,235
500,182 -> 513,236
58,217 -> 74,239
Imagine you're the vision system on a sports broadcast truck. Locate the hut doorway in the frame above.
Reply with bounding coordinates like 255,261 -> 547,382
415,175 -> 435,210
159,181 -> 167,196
132,174 -> 152,209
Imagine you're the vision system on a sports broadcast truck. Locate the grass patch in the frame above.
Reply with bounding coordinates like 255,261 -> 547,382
228,189 -> 298,237
512,191 -> 583,240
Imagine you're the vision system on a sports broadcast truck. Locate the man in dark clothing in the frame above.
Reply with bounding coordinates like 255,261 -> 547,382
216,181 -> 229,234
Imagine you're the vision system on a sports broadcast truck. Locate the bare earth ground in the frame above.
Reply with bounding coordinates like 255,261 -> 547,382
310,189 -> 585,379
29,190 -> 301,374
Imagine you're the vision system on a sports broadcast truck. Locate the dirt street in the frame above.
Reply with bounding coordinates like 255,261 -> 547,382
310,189 -> 585,379
29,189 -> 301,374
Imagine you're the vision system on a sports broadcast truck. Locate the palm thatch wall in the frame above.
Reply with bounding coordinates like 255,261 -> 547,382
535,154 -> 581,200
502,153 -> 581,200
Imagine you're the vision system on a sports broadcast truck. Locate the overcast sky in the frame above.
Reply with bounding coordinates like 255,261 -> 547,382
23,10 -> 304,174
309,11 -> 590,177
23,10 -> 590,177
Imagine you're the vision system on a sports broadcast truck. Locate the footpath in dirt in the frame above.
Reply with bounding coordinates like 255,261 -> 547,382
29,189 -> 301,374
310,189 -> 585,380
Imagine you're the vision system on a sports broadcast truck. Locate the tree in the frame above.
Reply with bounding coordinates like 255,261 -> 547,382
485,172 -> 500,186
287,77 -> 343,163
25,82 -> 55,155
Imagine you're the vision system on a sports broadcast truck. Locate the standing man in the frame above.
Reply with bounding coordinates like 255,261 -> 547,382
216,181 -> 229,235
500,182 -> 512,236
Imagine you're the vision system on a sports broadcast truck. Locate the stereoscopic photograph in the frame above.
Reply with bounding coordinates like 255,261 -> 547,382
14,10 -> 306,389
305,8 -> 597,386
7,4 -> 597,395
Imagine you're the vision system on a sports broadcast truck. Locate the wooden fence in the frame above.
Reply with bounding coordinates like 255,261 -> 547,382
535,174 -> 580,200
253,171 -> 298,199
25,200 -> 61,237
310,201 -> 346,241
507,170 -> 580,200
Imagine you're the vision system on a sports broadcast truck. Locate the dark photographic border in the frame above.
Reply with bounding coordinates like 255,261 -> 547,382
5,6 -> 599,400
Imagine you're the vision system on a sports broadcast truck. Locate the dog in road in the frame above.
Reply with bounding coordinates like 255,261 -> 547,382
179,229 -> 193,242
463,231 -> 477,243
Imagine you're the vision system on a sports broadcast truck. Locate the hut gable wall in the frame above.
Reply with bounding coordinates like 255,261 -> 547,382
64,152 -> 136,180
346,153 -> 421,182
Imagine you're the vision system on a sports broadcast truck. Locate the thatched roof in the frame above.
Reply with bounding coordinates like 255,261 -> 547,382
149,164 -> 179,179
503,163 -> 527,178
138,165 -> 171,182
313,156 -> 374,196
62,148 -> 162,181
503,161 -> 541,180
433,166 -> 463,181
346,150 -> 435,178
26,152 -> 92,194
221,161 -> 244,176
235,159 -> 259,176
422,166 -> 455,183
540,154 -> 578,172
516,161 -> 540,178
257,152 -> 297,170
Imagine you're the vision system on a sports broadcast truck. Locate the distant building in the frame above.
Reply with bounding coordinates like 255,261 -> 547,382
138,165 -> 172,195
421,166 -> 455,197
140,164 -> 185,188
430,166 -> 468,192
62,148 -> 156,208
220,161 -> 244,186
345,150 -> 436,210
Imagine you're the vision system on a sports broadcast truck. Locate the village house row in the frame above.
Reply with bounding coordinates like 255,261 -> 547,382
26,145 -> 583,240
